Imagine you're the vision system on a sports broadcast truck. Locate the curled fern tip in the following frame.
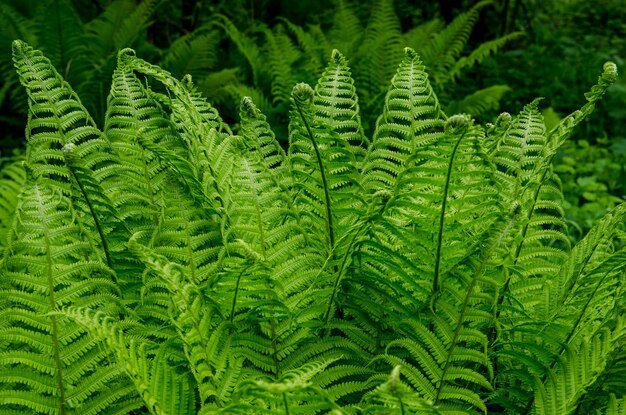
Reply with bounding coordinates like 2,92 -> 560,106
241,96 -> 259,117
496,112 -> 512,128
603,61 -> 618,82
63,143 -> 78,165
292,82 -> 314,104
445,114 -> 471,135
403,47 -> 419,60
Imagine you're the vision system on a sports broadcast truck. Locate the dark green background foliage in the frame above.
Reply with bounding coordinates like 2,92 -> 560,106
0,1 -> 625,414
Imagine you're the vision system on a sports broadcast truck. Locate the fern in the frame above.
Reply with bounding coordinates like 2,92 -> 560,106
3,40 -> 623,415
0,181 -> 136,414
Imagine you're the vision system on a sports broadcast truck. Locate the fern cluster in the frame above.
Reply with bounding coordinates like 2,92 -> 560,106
0,38 -> 624,415
0,0 -> 520,156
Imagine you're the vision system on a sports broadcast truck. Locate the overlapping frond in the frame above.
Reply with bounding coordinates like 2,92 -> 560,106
12,39 -> 112,195
0,181 -> 134,414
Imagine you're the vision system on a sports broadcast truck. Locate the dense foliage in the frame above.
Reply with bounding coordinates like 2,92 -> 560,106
0,28 -> 624,414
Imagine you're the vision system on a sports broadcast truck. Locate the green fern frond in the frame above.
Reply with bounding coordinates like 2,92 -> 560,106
362,47 -> 445,193
162,26 -> 220,80
533,319 -> 626,415
403,19 -> 446,55
104,57 -> 174,232
0,181 -> 135,414
262,25 -> 303,105
605,394 -> 626,415
548,61 -> 618,151
449,32 -> 524,82
34,0 -> 87,85
447,85 -> 512,116
419,0 -> 491,84
222,359 -> 342,414
0,159 -> 25,251
63,307 -> 196,415
314,49 -> 369,161
328,0 -> 363,59
278,18 -> 330,80
362,366 -> 443,414
128,236 -> 247,409
12,40 -> 112,193
216,15 -> 265,87
355,0 -> 403,107
390,114 -> 501,296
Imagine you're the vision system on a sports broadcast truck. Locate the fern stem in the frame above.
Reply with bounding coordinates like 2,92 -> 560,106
282,392 -> 291,415
432,129 -> 467,296
229,267 -> 247,324
293,98 -> 335,250
36,185 -> 67,415
270,319 -> 281,378
322,226 -> 364,337
68,166 -> 114,271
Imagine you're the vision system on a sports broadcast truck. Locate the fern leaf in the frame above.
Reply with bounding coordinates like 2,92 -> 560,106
449,31 -> 524,81
419,0 -> 491,84
355,0 -> 403,109
0,160 -> 25,251
162,26 -> 220,80
362,47 -> 445,193
0,181 -> 135,414
548,61 -> 618,150
314,49 -> 369,162
447,85 -> 512,116
328,0 -> 363,58
533,320 -> 626,415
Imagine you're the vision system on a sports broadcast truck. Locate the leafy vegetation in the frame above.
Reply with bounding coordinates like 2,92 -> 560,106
0,26 -> 624,414
0,0 -> 520,154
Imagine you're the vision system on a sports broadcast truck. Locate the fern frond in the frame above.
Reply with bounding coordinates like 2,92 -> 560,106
0,160 -> 25,251
314,49 -> 369,161
262,25 -> 302,105
355,0 -> 403,107
533,319 -> 626,415
162,26 -> 220,80
548,61 -> 618,150
278,18 -> 330,79
34,0 -> 87,86
449,31 -> 524,81
104,57 -> 173,232
12,40 -> 112,195
289,82 -> 363,253
403,18 -> 445,54
390,114 -> 501,296
222,359 -> 343,414
128,236 -> 245,409
0,181 -> 135,414
63,307 -> 197,415
605,394 -> 626,415
328,0 -> 363,58
216,15 -> 265,87
419,0 -> 491,84
362,366 -> 443,414
447,85 -> 511,116
362,47 -> 445,193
